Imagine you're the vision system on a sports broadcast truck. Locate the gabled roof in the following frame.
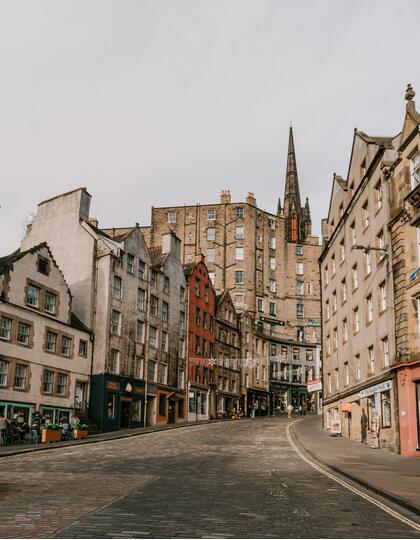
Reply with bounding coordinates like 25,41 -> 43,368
183,263 -> 196,277
70,312 -> 91,333
150,248 -> 169,269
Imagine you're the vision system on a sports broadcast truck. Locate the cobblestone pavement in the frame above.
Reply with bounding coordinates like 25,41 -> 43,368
0,418 -> 419,539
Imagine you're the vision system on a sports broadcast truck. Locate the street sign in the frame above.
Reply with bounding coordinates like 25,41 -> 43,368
259,316 -> 285,326
307,378 -> 322,392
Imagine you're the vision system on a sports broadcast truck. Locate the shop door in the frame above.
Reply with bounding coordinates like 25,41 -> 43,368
416,382 -> 420,449
168,400 -> 176,424
120,401 -> 131,429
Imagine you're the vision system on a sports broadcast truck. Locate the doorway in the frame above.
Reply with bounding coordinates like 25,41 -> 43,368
120,401 -> 131,429
168,400 -> 176,424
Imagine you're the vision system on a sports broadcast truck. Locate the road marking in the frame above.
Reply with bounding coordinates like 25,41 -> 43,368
286,420 -> 420,533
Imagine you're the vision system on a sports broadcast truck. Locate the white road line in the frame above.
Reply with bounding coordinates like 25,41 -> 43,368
286,420 -> 420,533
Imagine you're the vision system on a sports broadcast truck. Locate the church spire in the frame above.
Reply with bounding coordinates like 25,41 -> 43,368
283,126 -> 302,217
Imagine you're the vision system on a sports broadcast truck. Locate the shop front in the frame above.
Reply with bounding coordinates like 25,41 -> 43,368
395,361 -> 420,457
155,386 -> 186,426
90,373 -> 145,432
247,388 -> 269,417
0,400 -> 35,425
216,391 -> 241,419
188,383 -> 210,422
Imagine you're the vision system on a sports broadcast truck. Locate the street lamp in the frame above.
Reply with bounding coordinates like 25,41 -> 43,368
351,244 -> 388,257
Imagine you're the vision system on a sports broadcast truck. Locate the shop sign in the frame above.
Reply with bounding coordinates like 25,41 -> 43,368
125,383 -> 133,392
106,381 -> 120,391
121,396 -> 132,402
259,316 -> 285,326
342,402 -> 352,412
306,321 -> 321,327
331,418 -> 341,434
359,380 -> 392,399
307,379 -> 322,392
134,386 -> 145,394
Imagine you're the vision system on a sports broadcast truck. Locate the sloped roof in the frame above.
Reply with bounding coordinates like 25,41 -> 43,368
70,312 -> 91,333
150,248 -> 168,269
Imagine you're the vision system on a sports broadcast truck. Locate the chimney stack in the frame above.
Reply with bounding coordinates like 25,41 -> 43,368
220,189 -> 231,204
246,192 -> 256,206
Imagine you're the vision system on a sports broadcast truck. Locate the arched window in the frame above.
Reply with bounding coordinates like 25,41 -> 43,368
291,214 -> 297,242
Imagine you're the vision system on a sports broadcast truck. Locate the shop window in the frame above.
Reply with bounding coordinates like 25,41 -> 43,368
189,392 -> 196,413
178,399 -> 184,418
159,395 -> 167,416
132,400 -> 142,422
107,394 -> 116,419
381,391 -> 391,428
200,394 -> 207,415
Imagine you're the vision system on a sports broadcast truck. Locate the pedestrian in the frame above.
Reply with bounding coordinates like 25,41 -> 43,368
287,403 -> 293,419
361,408 -> 368,444
0,413 -> 8,446
250,399 -> 256,419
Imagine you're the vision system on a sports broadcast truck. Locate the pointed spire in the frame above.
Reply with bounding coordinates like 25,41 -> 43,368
277,197 -> 282,216
283,126 -> 302,217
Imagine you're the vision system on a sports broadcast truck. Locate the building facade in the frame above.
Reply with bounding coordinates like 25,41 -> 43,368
184,258 -> 216,421
0,243 -> 92,425
387,84 -> 420,456
321,128 -> 399,452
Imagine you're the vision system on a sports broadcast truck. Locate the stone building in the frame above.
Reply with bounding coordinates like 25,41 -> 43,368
0,243 -> 92,425
213,291 -> 241,418
183,258 -> 216,421
21,188 -> 187,431
142,128 -> 322,412
387,85 -> 420,456
320,127 -> 399,452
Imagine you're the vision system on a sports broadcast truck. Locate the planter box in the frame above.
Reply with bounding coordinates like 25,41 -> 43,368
41,428 -> 61,443
73,429 -> 88,440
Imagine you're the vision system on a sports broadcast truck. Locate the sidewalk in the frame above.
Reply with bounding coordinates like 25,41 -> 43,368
0,418 -> 232,458
291,416 -> 420,515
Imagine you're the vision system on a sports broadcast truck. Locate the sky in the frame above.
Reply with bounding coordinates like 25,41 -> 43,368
1,0 -> 419,255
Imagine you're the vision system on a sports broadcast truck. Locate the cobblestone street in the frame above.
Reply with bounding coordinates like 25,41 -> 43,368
1,418 -> 419,539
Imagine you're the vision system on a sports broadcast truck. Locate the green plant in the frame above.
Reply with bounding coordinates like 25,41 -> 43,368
73,423 -> 88,430
44,423 -> 60,430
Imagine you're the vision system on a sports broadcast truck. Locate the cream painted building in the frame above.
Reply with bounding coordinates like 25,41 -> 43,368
321,129 -> 400,452
0,243 -> 92,424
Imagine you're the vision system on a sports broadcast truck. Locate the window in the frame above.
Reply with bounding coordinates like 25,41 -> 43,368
352,264 -> 358,291
207,228 -> 215,241
207,249 -> 215,262
295,245 -> 303,255
328,372 -> 332,393
297,304 -> 304,318
410,151 -> 420,189
44,292 -> 56,314
236,207 -> 244,219
366,294 -> 373,323
296,262 -> 303,275
382,337 -> 390,368
136,320 -> 144,342
180,311 -> 185,330
208,272 -> 215,285
179,339 -> 186,360
365,251 -> 372,276
61,336 -> 71,356
381,391 -> 391,428
355,354 -> 361,380
235,247 -> 244,261
203,312 -> 208,329
339,203 -> 344,219
341,279 -> 347,304
349,182 -> 354,198
306,282 -> 312,295
269,302 -> 276,316
148,360 -> 157,382
26,284 -> 40,307
132,399 -> 142,421
79,340 -> 87,357
235,226 -> 244,240
14,364 -> 27,389
235,271 -> 245,285
195,279 -> 200,297
196,307 -> 201,326
270,279 -> 277,293
342,318 -> 348,342
37,257 -> 49,275
350,222 -> 356,246
331,255 -> 336,276
296,282 -> 304,296
344,362 -> 349,386
257,298 -> 264,312
137,288 -> 146,311
204,286 -> 209,303
0,317 -> 12,340
163,276 -> 170,294
180,286 -> 185,302
234,295 -> 244,309
368,345 -> 375,374
150,295 -> 159,317
326,334 -> 331,356
332,290 -> 337,313
43,370 -> 54,394
324,266 -> 329,286
333,327 -> 338,350
45,331 -> 57,352
269,256 -> 276,270
109,349 -> 119,373
167,211 -> 176,223
269,236 -> 276,249
162,302 -> 169,322
268,218 -> 276,230
379,282 -> 387,312
159,394 -> 167,416
334,368 -> 339,390
162,332 -> 169,353
195,335 -> 200,354
374,181 -> 383,211
138,259 -> 146,280
353,307 -> 359,334
0,360 -> 8,387
126,253 -> 134,274
111,310 -> 121,335
362,201 -> 369,229
207,209 -> 216,220
149,326 -> 157,347
151,270 -> 158,287
377,230 -> 386,261
325,300 -> 329,321
112,276 -> 122,300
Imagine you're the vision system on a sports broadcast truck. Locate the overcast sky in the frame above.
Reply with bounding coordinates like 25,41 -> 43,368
1,0 -> 419,255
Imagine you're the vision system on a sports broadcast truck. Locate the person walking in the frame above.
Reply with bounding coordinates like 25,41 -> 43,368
287,403 -> 294,419
361,408 -> 368,444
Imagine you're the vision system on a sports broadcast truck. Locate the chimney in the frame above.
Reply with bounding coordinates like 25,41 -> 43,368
220,189 -> 231,204
89,217 -> 98,228
246,192 -> 256,206
162,232 -> 181,260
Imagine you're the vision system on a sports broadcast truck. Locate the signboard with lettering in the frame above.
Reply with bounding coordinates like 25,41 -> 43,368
359,380 -> 392,399
259,316 -> 285,326
307,379 -> 322,393
106,381 -> 120,391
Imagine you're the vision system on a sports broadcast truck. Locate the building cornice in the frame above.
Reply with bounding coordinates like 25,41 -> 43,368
323,371 -> 394,406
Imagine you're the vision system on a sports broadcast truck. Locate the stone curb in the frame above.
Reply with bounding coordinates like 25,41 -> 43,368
289,421 -> 420,517
0,417 -> 247,459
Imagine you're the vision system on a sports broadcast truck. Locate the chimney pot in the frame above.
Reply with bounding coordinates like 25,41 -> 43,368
220,189 -> 231,204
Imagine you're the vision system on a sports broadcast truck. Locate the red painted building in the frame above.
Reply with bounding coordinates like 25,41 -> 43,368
184,257 -> 216,421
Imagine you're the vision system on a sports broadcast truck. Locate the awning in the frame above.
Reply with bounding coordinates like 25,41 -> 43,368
342,402 -> 352,412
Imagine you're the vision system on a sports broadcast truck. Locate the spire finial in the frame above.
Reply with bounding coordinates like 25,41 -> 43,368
405,83 -> 415,101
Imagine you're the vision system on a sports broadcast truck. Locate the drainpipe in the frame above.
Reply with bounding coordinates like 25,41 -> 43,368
143,265 -> 152,427
184,279 -> 190,424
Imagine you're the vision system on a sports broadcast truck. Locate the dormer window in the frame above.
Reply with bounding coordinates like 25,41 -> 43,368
38,257 -> 49,275
410,151 -> 420,189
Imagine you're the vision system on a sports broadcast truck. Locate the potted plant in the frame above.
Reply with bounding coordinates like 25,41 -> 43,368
41,423 -> 61,443
73,423 -> 88,440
